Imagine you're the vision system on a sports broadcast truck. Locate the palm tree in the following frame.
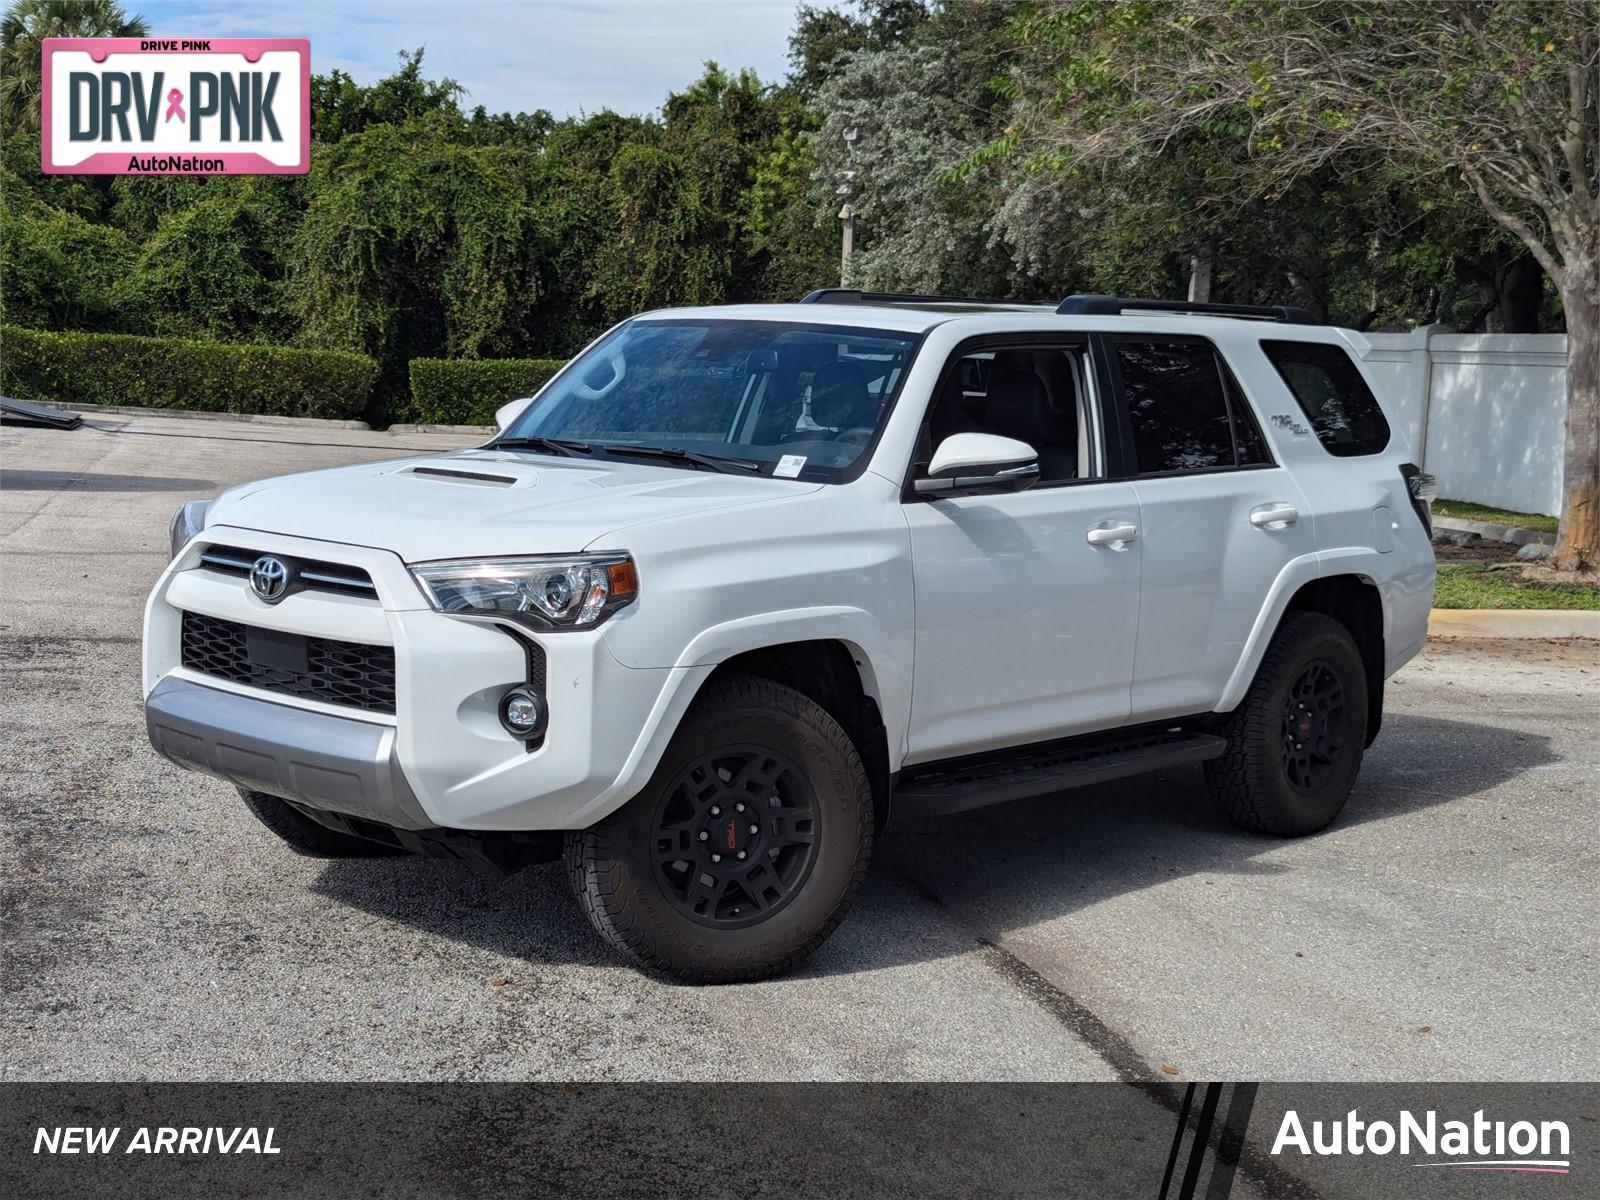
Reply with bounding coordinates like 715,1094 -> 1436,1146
2,0 -> 148,133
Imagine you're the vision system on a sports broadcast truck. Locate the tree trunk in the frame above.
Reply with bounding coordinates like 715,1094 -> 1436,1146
1496,254 -> 1543,333
1553,259 -> 1599,571
1187,251 -> 1212,303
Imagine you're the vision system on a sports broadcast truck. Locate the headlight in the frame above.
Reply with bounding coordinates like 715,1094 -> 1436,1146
410,553 -> 638,630
168,499 -> 210,560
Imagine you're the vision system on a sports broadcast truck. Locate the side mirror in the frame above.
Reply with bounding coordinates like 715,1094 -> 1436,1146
494,397 -> 531,432
914,432 -> 1040,495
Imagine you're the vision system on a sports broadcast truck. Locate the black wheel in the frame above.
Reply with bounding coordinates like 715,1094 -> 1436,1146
237,789 -> 401,858
565,674 -> 872,983
1204,611 -> 1369,836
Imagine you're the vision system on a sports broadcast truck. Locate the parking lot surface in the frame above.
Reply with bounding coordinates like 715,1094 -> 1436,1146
3,413 -> 1596,1082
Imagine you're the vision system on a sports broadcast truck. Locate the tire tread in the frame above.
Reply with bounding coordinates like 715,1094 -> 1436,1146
1205,611 -> 1367,837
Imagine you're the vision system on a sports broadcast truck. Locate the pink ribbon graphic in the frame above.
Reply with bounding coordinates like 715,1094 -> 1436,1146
164,88 -> 185,123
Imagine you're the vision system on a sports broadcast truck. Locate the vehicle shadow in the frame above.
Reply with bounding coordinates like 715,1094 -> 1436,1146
309,711 -> 1554,979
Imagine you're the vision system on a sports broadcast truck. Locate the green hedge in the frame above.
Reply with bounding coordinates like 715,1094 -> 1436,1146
403,357 -> 568,426
0,326 -> 378,420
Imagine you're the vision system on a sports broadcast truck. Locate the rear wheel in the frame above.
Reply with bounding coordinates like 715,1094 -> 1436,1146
238,789 -> 401,858
565,674 -> 872,983
1204,611 -> 1369,836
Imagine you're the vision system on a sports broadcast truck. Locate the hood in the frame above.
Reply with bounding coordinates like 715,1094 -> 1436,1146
206,449 -> 820,561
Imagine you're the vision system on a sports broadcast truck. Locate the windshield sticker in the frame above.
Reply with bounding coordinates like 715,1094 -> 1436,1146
774,455 -> 807,478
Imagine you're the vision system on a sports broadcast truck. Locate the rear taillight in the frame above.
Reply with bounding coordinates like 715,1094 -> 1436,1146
1400,463 -> 1437,535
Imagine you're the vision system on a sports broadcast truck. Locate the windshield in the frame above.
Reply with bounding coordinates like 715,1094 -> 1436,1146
497,319 -> 921,480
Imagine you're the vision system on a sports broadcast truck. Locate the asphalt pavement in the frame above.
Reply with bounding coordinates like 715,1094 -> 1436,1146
2,412 -> 1596,1083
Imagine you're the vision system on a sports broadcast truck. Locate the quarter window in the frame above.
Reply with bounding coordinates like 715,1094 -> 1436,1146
1262,340 -> 1391,457
1113,338 -> 1268,474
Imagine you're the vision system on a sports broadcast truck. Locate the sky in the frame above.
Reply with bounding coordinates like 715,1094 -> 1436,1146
133,0 -> 828,119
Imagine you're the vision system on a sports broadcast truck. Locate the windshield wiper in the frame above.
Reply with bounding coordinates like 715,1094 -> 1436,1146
593,444 -> 763,474
488,436 -> 593,457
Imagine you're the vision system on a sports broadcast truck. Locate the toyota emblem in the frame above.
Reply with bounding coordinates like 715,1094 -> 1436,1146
249,555 -> 291,603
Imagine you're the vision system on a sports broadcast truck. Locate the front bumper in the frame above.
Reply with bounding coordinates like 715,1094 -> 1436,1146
146,676 -> 432,829
144,526 -> 711,831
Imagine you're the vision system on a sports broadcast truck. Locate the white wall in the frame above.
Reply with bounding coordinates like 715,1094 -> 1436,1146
1362,328 -> 1567,517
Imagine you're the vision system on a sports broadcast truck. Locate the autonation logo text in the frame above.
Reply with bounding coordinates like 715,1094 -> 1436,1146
1272,1109 -> 1571,1174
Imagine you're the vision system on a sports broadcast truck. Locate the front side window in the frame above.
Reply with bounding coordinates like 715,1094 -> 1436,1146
499,319 -> 919,480
923,345 -> 1098,483
1114,337 -> 1268,474
1261,340 -> 1391,457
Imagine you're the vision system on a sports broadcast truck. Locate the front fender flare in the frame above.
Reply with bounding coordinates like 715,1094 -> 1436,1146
576,607 -> 909,827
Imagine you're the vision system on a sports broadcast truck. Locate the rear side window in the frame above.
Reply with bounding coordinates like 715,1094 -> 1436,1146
1112,337 -> 1272,474
1262,340 -> 1391,456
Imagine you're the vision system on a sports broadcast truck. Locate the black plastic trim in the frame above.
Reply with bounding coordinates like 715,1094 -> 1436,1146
894,722 -> 1228,816
494,624 -> 548,752
286,802 -> 563,875
410,466 -> 517,485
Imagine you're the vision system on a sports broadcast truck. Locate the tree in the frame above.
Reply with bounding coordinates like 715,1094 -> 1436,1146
788,0 -> 930,95
290,118 -> 550,413
1001,0 -> 1598,566
309,49 -> 465,143
809,3 -> 1019,294
1,0 -> 147,132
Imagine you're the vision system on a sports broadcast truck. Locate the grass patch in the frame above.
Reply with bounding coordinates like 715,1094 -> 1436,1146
1433,499 -> 1558,534
1434,564 -> 1599,610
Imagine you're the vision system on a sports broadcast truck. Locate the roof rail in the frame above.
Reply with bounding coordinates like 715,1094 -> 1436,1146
1055,294 -> 1321,324
799,288 -> 1050,308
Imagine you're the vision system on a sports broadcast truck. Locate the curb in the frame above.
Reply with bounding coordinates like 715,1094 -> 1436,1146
65,402 -> 374,431
1428,608 -> 1600,639
1433,515 -> 1554,547
387,422 -> 495,435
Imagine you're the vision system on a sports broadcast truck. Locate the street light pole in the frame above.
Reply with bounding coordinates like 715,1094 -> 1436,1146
839,203 -> 855,286
837,126 -> 859,286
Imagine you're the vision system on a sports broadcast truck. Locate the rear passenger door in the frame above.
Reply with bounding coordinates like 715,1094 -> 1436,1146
1100,334 -> 1316,720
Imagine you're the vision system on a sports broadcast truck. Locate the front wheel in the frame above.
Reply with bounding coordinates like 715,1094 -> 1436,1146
565,674 -> 873,984
1204,611 -> 1370,836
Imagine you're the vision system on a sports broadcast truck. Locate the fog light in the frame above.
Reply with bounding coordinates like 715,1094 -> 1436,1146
499,688 -> 547,739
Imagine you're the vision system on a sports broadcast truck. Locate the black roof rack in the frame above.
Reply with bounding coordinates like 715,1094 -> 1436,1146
798,288 -> 1051,308
796,288 -> 1321,324
1054,294 -> 1321,324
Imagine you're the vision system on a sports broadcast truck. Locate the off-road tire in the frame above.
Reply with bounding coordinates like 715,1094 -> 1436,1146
565,674 -> 873,984
238,789 -> 401,858
1204,611 -> 1369,836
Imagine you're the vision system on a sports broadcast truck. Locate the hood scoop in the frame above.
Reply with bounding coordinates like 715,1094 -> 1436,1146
406,466 -> 519,488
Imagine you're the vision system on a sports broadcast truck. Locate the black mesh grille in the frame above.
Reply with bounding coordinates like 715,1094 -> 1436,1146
180,611 -> 396,714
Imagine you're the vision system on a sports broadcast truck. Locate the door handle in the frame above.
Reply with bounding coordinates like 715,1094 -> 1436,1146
1086,522 -> 1139,547
1249,503 -> 1299,529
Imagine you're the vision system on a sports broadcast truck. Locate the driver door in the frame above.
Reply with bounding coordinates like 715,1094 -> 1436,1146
903,339 -> 1141,764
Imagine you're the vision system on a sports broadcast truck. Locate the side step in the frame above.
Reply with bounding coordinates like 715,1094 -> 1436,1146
892,729 -> 1228,817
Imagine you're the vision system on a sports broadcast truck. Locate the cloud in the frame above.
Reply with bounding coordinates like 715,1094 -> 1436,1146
134,0 -> 810,118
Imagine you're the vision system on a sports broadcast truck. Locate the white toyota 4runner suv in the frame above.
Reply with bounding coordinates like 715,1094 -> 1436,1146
145,292 -> 1436,983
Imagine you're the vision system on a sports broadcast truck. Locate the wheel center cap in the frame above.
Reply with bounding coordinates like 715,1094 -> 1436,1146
706,814 -> 754,857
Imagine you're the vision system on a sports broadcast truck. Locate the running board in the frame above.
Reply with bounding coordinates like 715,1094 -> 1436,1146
893,730 -> 1227,817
